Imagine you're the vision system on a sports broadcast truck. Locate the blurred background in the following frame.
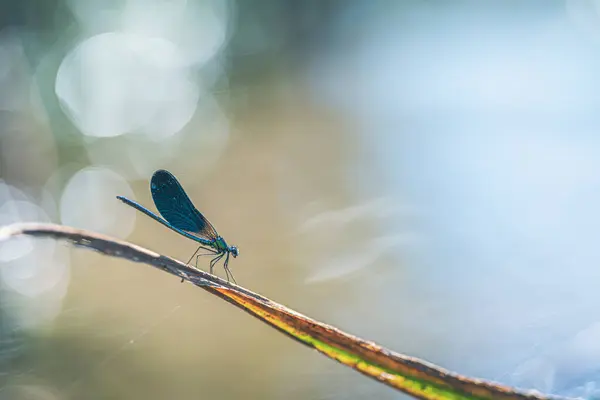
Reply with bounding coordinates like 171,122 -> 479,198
1,0 -> 600,399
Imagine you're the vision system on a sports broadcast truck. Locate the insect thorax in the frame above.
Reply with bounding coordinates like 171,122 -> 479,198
214,236 -> 228,251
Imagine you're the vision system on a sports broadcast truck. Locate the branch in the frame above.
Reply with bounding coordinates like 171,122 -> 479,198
0,223 -> 570,400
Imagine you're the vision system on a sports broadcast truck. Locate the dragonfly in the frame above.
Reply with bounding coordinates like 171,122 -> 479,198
116,169 -> 239,283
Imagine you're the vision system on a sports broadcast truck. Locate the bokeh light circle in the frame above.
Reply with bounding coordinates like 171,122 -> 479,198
55,32 -> 200,139
59,166 -> 136,237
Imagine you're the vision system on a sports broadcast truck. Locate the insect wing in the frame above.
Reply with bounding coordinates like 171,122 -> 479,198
150,170 -> 219,240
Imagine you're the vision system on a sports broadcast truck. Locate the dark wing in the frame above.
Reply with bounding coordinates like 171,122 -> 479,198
150,170 -> 219,240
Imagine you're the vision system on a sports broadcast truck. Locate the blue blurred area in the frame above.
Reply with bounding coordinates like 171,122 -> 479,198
1,1 -> 600,399
310,2 -> 600,397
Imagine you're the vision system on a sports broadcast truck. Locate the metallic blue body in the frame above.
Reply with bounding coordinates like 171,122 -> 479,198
116,169 -> 238,283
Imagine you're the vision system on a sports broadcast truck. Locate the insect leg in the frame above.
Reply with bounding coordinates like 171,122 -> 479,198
223,253 -> 237,285
223,254 -> 231,282
181,245 -> 217,283
195,253 -> 217,268
209,253 -> 224,275
186,245 -> 216,265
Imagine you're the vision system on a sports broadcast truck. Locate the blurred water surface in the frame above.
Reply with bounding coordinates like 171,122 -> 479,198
1,1 -> 600,399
